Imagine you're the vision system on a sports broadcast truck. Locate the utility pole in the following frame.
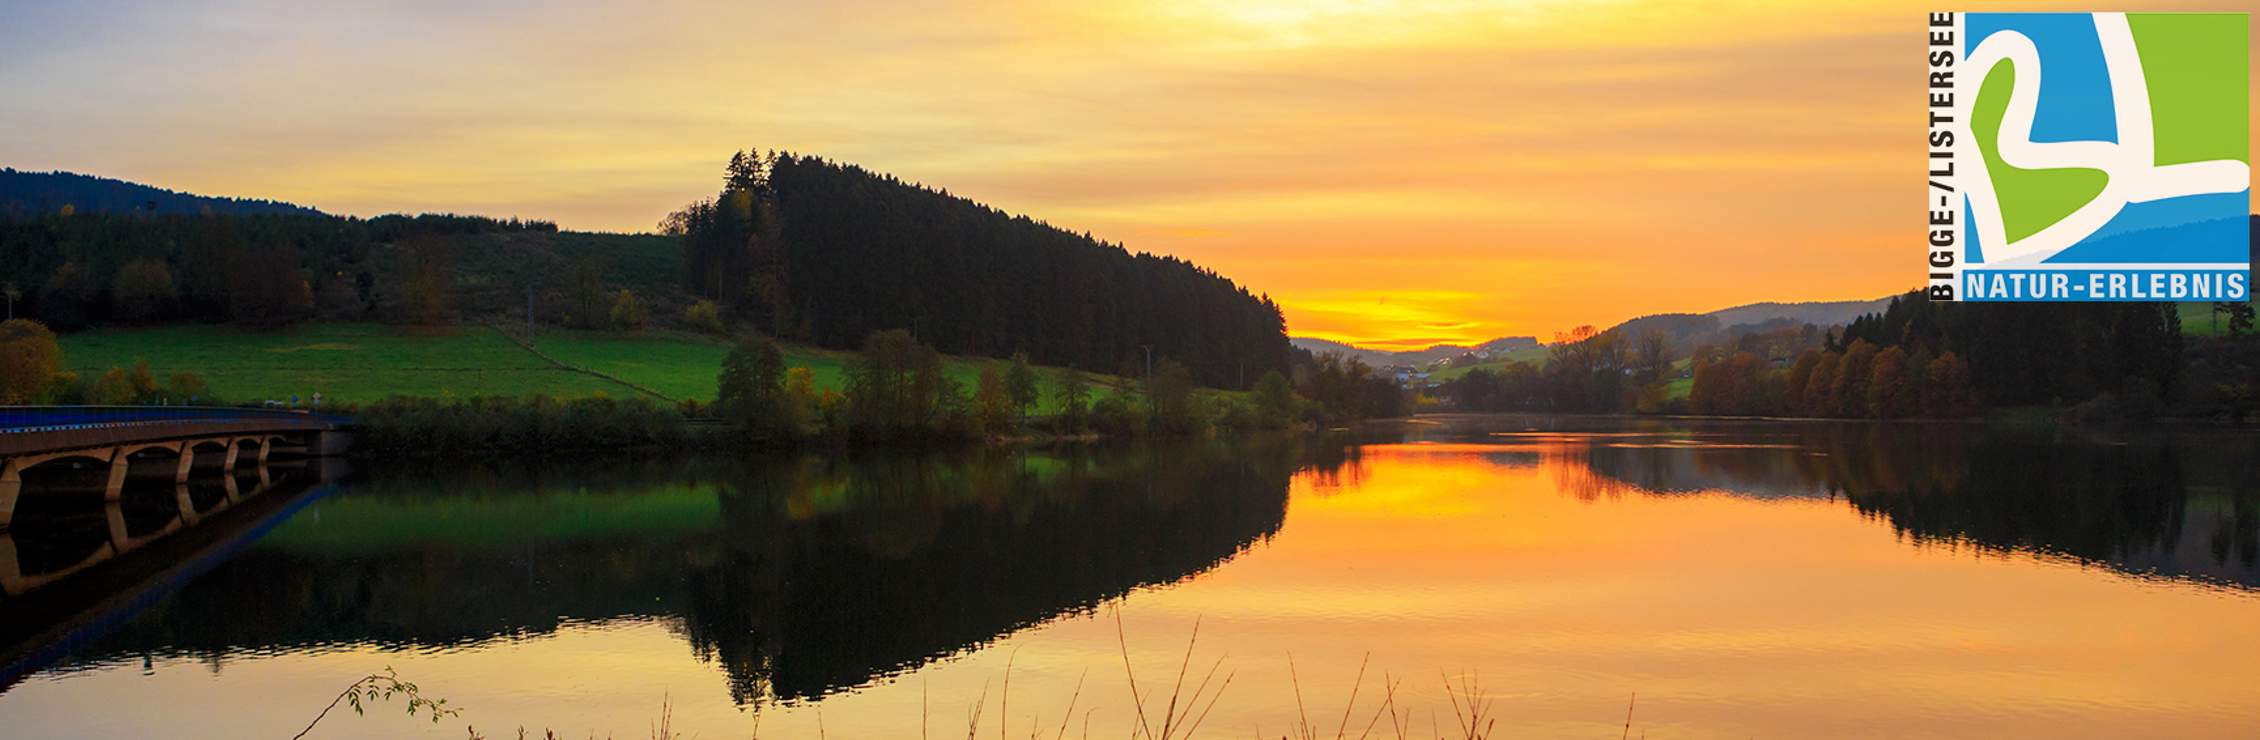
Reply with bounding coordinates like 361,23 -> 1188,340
2,283 -> 16,321
525,283 -> 536,347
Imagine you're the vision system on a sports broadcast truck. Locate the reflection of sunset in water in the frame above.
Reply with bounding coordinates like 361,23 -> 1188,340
1133,433 -> 2260,738
5,424 -> 2260,738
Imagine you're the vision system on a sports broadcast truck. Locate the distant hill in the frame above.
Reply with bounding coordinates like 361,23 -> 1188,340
0,168 -> 322,217
1290,336 -> 1538,368
1305,296 -> 1897,372
1705,298 -> 1895,331
1595,297 -> 1894,353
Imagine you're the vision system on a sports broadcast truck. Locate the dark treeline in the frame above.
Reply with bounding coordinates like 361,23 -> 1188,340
1837,294 -> 2184,407
706,330 -> 1307,444
665,151 -> 1290,389
364,212 -> 558,238
1437,292 -> 2259,421
0,211 -> 556,330
1288,349 -> 1408,423
349,330 -> 1311,456
1434,324 -> 1681,415
1686,295 -> 2185,419
0,168 -> 322,217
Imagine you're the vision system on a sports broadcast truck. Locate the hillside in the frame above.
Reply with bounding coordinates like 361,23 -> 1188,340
672,153 -> 1290,389
1705,298 -> 1896,331
0,210 -> 672,331
420,229 -> 688,321
1423,345 -> 1553,381
1314,296 -> 1895,375
0,168 -> 322,217
7,160 -> 1286,414
1289,336 -> 1538,368
56,323 -> 1139,409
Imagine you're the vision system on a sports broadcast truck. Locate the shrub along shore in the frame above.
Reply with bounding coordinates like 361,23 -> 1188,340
347,329 -> 1310,456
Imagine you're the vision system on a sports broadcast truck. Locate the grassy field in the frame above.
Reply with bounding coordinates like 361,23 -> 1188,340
58,323 -> 1141,409
528,329 -> 747,400
1424,345 -> 1549,382
536,329 -> 1141,412
2177,300 -> 2255,337
60,324 -> 619,403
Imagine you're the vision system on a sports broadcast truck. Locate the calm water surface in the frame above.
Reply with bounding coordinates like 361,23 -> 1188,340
3,415 -> 2259,738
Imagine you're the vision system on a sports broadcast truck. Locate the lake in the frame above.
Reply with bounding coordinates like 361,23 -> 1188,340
3,415 -> 2258,738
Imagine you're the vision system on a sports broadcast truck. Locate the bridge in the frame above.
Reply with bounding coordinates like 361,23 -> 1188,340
0,406 -> 349,530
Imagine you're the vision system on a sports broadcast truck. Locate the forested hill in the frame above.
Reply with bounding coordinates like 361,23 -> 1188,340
0,169 -> 322,217
669,152 -> 1290,389
1290,336 -> 1539,369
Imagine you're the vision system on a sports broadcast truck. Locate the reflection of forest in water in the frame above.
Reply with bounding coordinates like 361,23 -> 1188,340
18,417 -> 2256,712
35,436 -> 1308,704
1396,416 -> 2260,591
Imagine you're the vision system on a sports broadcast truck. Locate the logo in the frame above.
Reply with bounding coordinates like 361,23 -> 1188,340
1926,12 -> 2249,301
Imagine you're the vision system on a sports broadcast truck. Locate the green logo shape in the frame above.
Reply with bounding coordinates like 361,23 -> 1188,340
2127,13 -> 2249,167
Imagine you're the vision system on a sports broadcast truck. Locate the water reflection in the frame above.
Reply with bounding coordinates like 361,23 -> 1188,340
17,437 -> 1304,704
1394,415 -> 2260,590
0,456 -> 335,687
9,419 -> 2260,738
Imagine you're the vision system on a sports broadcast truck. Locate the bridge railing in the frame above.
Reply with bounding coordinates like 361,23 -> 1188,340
0,406 -> 346,436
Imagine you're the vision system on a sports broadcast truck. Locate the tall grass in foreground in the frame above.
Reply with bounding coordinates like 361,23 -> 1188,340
310,609 -> 1639,740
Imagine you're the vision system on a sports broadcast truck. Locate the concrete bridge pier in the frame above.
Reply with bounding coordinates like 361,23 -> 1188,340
103,447 -> 130,503
175,444 -> 196,484
0,530 -> 115,596
0,438 -> 238,529
0,459 -> 22,532
174,482 -> 202,527
102,441 -> 191,503
106,497 -> 182,555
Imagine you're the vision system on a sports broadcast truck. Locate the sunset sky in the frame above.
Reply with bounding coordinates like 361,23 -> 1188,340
2,1 -> 2253,349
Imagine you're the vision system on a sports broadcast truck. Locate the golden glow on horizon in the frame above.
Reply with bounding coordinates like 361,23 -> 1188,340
1,1 -> 2254,348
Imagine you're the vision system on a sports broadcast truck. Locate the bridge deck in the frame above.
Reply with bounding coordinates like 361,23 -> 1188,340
1,407 -> 344,459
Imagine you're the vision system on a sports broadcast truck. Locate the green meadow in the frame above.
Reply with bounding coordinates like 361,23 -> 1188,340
59,324 -> 612,403
57,323 -> 1140,409
533,329 -> 1138,412
2176,300 -> 2256,338
1423,345 -> 1550,382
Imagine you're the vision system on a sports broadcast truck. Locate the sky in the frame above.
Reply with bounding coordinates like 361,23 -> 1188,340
2,0 -> 2253,350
